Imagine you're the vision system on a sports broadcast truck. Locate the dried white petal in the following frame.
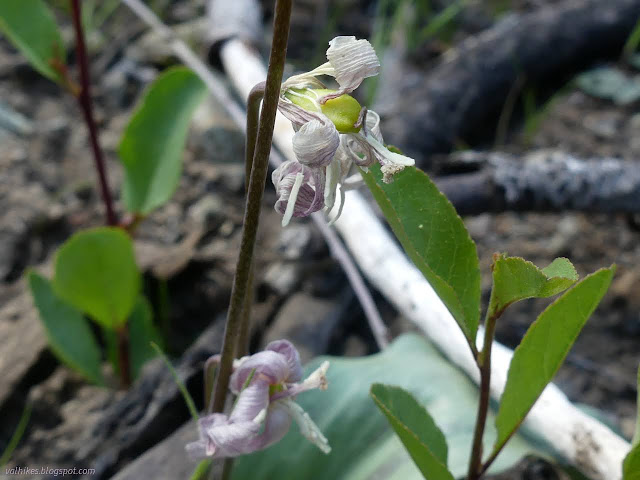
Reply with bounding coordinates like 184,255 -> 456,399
320,36 -> 380,102
280,398 -> 331,454
282,172 -> 304,227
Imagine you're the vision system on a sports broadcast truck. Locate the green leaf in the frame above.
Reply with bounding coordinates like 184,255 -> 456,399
370,384 -> 454,480
361,165 -> 481,343
233,334 -> 549,480
490,255 -> 578,314
624,446 -> 640,480
190,460 -> 213,480
129,296 -> 161,379
624,366 -> 640,480
151,342 -> 199,422
119,67 -> 207,214
28,271 -> 104,385
0,402 -> 31,467
493,266 -> 615,456
0,0 -> 66,83
53,227 -> 141,329
634,366 -> 640,447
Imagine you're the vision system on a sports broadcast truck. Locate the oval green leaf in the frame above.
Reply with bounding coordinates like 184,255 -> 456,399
493,266 -> 615,456
119,67 -> 207,214
361,165 -> 481,343
0,0 -> 66,84
370,384 -> 454,480
490,255 -> 578,315
53,227 -> 141,329
28,271 -> 104,385
233,334 -> 549,480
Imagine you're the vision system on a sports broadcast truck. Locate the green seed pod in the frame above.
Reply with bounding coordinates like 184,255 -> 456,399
284,88 -> 362,134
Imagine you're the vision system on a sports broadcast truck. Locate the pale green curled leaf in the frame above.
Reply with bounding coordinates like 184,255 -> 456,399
0,0 -> 66,83
623,366 -> 640,480
233,334 -> 549,480
150,343 -> 199,422
53,227 -> 141,329
490,255 -> 578,315
361,165 -> 481,343
119,67 -> 207,214
493,266 -> 615,457
190,460 -> 213,480
28,271 -> 105,385
0,402 -> 31,467
129,296 -> 161,379
370,384 -> 454,480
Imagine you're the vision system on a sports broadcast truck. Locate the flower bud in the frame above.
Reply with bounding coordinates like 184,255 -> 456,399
292,119 -> 340,168
284,88 -> 363,134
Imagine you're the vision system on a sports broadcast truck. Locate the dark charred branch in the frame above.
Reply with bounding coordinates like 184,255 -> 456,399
434,150 -> 640,215
379,0 -> 640,163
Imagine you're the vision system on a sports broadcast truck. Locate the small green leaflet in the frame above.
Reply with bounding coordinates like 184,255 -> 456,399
489,255 -> 578,315
371,384 -> 454,480
28,271 -> 105,385
119,67 -> 207,214
493,266 -> 615,457
623,366 -> 640,480
0,0 -> 66,84
53,227 -> 141,329
361,165 -> 481,345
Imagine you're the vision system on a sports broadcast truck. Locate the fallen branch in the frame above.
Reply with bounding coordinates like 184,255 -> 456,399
378,0 -> 640,162
435,150 -> 640,214
209,8 -> 632,480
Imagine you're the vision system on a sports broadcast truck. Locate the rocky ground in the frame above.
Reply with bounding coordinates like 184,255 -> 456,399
0,0 -> 638,479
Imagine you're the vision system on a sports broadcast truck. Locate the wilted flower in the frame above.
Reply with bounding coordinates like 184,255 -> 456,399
274,36 -> 415,226
186,340 -> 330,460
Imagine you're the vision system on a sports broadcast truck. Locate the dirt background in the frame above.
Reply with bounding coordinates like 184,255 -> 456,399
0,0 -> 638,479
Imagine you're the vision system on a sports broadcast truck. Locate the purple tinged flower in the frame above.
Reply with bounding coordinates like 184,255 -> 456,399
186,340 -> 330,460
272,161 -> 325,227
272,36 -> 415,225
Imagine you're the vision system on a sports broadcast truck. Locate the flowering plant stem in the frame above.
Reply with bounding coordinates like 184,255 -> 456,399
70,0 -> 131,388
210,0 -> 292,435
467,308 -> 501,480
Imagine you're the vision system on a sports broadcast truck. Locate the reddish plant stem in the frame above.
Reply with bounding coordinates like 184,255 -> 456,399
70,0 -> 117,227
117,326 -> 132,388
467,309 -> 500,480
71,0 -> 129,388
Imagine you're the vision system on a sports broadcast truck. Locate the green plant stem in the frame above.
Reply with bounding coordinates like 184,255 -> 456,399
467,309 -> 500,480
70,0 -> 117,227
210,0 -> 292,417
117,325 -> 132,388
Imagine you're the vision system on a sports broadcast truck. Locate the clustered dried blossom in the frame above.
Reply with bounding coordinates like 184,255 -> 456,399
272,36 -> 415,226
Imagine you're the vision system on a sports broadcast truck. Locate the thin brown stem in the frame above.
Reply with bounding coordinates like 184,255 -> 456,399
234,84 -> 265,358
70,0 -> 117,226
467,310 -> 500,480
210,0 -> 293,418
